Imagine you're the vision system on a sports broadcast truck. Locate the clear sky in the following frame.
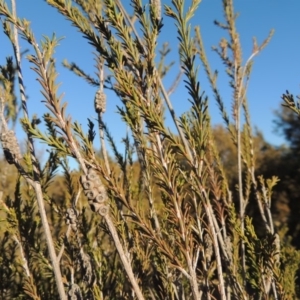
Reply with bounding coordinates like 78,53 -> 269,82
1,0 -> 300,156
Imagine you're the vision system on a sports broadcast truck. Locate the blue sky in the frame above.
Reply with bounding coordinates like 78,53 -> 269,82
1,0 -> 300,158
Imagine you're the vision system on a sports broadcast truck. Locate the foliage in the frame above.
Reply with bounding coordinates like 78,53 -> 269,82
0,0 -> 300,299
273,105 -> 300,248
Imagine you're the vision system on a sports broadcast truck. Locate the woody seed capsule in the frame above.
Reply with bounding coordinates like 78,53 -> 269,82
94,89 -> 106,113
0,130 -> 22,164
98,204 -> 109,216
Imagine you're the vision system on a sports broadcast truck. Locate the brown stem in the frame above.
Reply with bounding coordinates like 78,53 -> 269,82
104,214 -> 145,300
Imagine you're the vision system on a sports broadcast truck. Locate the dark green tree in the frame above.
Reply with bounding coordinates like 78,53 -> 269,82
273,103 -> 300,247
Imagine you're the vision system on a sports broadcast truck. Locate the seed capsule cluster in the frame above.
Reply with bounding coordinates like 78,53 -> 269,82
204,233 -> 213,264
0,130 -> 22,164
66,208 -> 78,232
150,0 -> 161,21
273,233 -> 280,265
94,89 -> 106,113
80,168 -> 108,215
78,250 -> 92,284
68,283 -> 82,300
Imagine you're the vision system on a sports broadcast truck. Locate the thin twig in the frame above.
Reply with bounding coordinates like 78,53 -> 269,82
104,214 -> 145,300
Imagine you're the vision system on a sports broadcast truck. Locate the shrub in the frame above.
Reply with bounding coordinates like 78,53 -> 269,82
0,0 -> 299,299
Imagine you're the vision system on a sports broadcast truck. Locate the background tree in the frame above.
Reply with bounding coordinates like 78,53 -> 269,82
273,103 -> 300,248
